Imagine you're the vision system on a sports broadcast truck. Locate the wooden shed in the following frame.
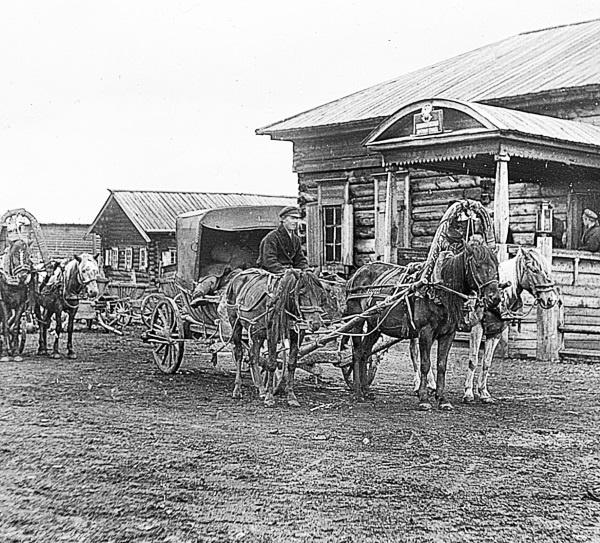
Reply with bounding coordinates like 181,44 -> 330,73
257,19 -> 600,361
88,190 -> 295,286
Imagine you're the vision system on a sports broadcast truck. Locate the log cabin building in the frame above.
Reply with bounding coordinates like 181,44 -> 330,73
88,190 -> 295,285
257,19 -> 600,360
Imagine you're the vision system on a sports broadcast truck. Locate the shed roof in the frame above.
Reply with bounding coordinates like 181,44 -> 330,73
257,19 -> 600,135
89,190 -> 296,242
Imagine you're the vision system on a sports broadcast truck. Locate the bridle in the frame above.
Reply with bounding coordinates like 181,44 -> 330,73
518,253 -> 558,310
465,250 -> 499,307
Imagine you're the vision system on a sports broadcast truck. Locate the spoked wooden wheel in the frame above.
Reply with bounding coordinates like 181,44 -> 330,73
105,300 -> 132,329
140,293 -> 164,327
150,298 -> 185,374
341,353 -> 379,390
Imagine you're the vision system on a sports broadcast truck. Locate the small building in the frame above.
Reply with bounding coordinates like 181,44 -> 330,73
88,189 -> 296,285
257,19 -> 600,360
39,223 -> 100,262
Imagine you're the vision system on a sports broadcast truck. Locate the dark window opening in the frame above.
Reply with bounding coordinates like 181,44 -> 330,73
323,205 -> 342,262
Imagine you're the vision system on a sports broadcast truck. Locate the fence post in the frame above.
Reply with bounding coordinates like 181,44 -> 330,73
536,235 -> 559,361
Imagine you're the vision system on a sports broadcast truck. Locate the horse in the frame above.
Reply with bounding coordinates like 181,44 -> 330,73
225,268 -> 327,407
35,254 -> 100,359
463,247 -> 558,403
0,239 -> 35,361
345,239 -> 501,410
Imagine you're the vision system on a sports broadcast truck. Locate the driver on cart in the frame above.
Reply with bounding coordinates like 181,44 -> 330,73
256,206 -> 309,274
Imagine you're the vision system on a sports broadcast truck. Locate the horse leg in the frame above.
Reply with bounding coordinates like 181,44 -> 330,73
410,338 -> 436,395
52,310 -> 62,359
37,307 -> 50,356
435,331 -> 456,411
477,335 -> 501,403
231,322 -> 244,399
66,309 -> 77,359
11,305 -> 26,362
250,329 -> 267,399
0,301 -> 10,362
417,328 -> 434,410
286,330 -> 301,407
263,334 -> 277,408
360,327 -> 380,398
464,322 -> 483,403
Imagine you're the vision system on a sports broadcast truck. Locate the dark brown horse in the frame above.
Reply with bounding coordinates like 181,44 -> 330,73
225,268 -> 327,407
36,254 -> 100,359
345,240 -> 500,410
0,239 -> 34,361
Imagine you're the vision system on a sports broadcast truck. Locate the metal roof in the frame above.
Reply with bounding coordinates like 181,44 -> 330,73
89,190 -> 295,241
258,19 -> 600,135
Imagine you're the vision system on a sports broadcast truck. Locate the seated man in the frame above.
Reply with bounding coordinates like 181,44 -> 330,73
256,206 -> 308,274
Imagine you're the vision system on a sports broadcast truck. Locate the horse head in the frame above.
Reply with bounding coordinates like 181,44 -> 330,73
74,253 -> 100,299
464,240 -> 501,310
3,239 -> 33,285
517,248 -> 558,310
294,270 -> 328,333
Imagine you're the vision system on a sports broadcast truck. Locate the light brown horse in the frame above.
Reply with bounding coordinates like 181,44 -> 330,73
225,268 -> 327,407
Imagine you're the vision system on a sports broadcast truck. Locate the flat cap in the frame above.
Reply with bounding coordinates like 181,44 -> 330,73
583,208 -> 598,221
279,206 -> 301,219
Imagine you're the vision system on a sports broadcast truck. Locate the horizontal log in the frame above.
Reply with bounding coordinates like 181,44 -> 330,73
352,196 -> 375,210
355,227 -> 375,239
562,294 -> 600,309
351,185 -> 375,198
412,236 -> 434,249
412,204 -> 448,221
411,187 -> 480,206
355,254 -> 375,267
355,211 -> 375,227
412,176 -> 479,192
355,238 -> 375,254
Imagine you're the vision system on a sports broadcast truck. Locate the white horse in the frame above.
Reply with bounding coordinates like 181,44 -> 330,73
464,247 -> 558,402
411,247 -> 559,403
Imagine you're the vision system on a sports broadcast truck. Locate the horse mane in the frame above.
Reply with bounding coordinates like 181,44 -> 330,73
439,251 -> 466,326
439,241 -> 497,326
269,269 -> 300,343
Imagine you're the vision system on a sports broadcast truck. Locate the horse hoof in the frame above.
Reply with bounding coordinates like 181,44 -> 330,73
287,397 -> 301,408
0,356 -> 9,363
264,398 -> 275,408
13,356 -> 23,363
462,396 -> 474,404
51,354 -> 61,360
67,353 -> 77,360
418,402 -> 432,411
232,389 -> 242,400
37,351 -> 48,357
439,402 -> 454,411
481,397 -> 494,404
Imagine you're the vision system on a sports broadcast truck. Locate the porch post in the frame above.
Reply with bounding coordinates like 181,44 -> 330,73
383,165 -> 396,263
494,152 -> 510,262
536,235 -> 560,362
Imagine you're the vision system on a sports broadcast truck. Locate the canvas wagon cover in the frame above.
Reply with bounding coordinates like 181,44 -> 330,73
176,205 -> 286,286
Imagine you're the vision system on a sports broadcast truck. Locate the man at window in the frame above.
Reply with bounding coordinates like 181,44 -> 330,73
579,208 -> 600,252
257,206 -> 308,274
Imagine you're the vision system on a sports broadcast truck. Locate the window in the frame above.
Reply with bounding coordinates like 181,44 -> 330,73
323,205 -> 342,262
105,247 -> 119,268
161,248 -> 176,266
139,247 -> 148,271
124,247 -> 133,271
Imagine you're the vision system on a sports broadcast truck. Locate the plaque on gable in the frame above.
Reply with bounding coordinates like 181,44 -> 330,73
413,104 -> 443,136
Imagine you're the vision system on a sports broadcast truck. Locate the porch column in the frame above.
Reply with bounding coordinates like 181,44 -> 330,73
494,152 -> 510,262
383,165 -> 396,263
536,234 -> 560,362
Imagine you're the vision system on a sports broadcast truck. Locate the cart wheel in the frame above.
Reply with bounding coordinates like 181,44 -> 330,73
109,300 -> 132,328
341,354 -> 379,390
150,298 -> 185,374
140,293 -> 164,327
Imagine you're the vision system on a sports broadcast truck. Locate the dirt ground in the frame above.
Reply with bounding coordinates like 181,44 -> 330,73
1,324 -> 599,543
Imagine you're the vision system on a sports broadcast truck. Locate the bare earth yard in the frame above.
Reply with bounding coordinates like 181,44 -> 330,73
1,326 -> 599,542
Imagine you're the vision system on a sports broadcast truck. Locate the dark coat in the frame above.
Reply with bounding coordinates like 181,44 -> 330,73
257,225 -> 308,274
579,224 -> 600,252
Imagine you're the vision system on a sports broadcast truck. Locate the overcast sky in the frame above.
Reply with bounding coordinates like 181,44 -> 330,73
1,0 -> 599,223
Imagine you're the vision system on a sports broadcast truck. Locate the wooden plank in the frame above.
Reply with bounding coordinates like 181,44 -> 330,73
412,175 -> 479,192
562,294 -> 600,309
